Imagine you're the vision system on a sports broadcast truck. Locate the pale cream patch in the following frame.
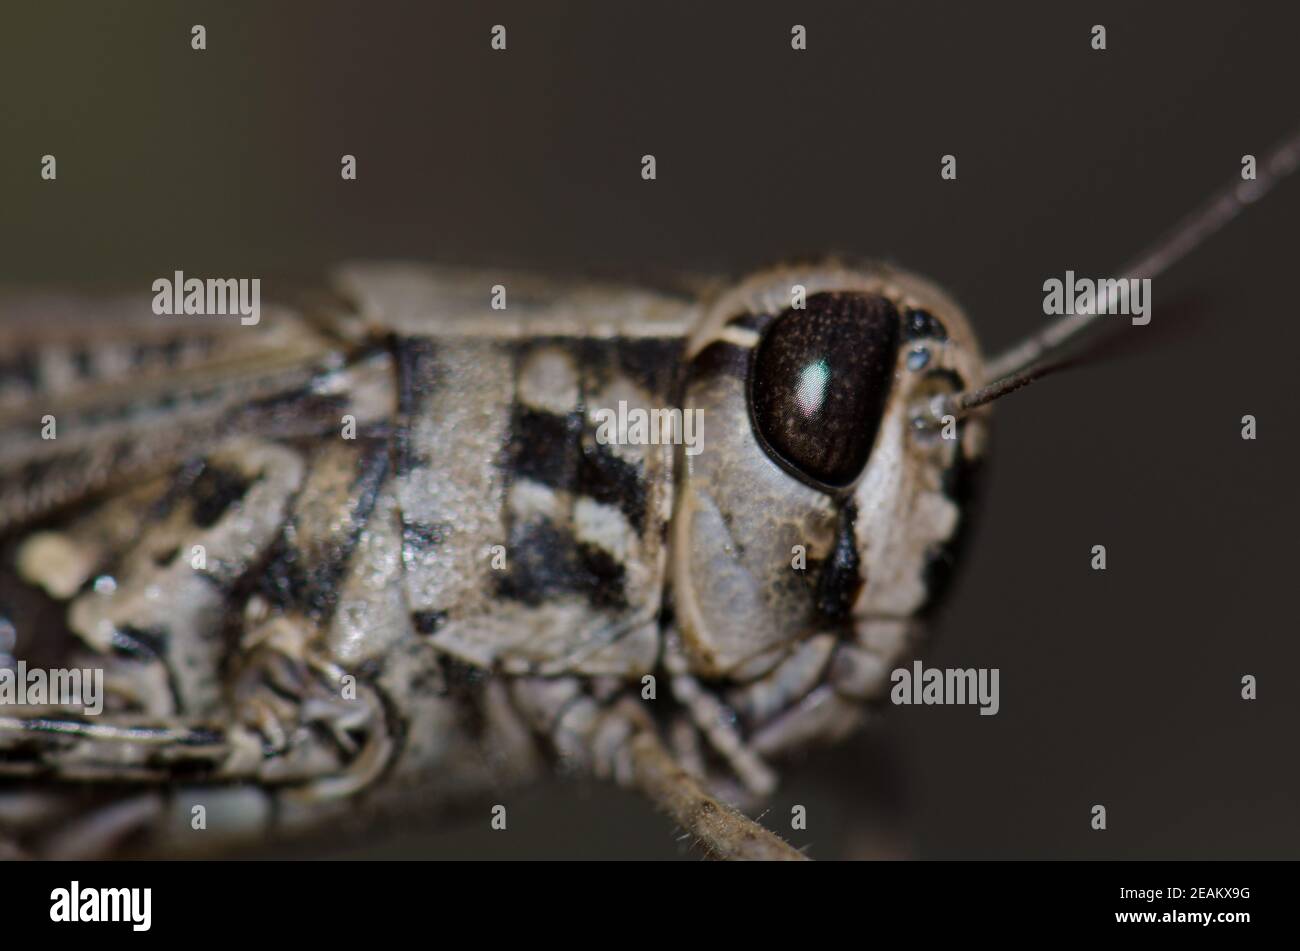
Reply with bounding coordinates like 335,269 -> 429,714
585,376 -> 653,467
16,531 -> 98,600
572,496 -> 633,564
507,478 -> 567,524
517,346 -> 580,414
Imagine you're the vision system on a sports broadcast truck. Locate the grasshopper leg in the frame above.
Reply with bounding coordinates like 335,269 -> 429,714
628,730 -> 807,861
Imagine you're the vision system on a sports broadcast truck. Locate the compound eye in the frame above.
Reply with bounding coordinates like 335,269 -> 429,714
749,292 -> 900,488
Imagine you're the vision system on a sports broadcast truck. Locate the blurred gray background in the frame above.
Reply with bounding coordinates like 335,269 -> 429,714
2,1 -> 1297,858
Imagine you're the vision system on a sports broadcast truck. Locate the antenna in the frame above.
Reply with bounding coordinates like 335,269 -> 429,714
936,124 -> 1300,421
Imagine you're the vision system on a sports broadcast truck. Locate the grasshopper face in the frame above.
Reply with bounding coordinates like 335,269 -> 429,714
671,264 -> 988,681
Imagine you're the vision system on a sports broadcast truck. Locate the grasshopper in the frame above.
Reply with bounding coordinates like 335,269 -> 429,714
1,129 -> 1297,860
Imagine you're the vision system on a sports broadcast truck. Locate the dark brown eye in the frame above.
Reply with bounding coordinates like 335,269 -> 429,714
749,292 -> 900,488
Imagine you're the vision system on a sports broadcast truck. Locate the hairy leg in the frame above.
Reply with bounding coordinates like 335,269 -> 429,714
628,730 -> 806,861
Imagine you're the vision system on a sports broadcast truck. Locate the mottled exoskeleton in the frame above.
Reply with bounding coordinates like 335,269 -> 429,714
1,130 -> 1296,859
0,260 -> 982,859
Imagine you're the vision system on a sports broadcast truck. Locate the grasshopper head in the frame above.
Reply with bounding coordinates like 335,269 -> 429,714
670,262 -> 988,680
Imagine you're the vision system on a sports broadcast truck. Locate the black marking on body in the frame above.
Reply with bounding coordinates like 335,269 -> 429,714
690,341 -> 751,380
434,654 -> 489,739
248,534 -> 303,616
437,653 -> 488,689
496,519 -> 627,610
390,336 -> 438,476
144,457 -> 208,523
502,336 -> 672,539
504,406 -> 583,489
111,624 -> 168,662
250,439 -> 391,621
509,348 -> 660,524
234,388 -> 345,438
491,337 -> 675,614
717,507 -> 746,558
349,437 -> 392,513
177,727 -> 225,747
0,563 -> 78,673
412,609 -> 447,635
577,439 -> 647,533
309,438 -> 391,616
153,545 -> 181,567
614,337 -> 687,397
189,463 -> 252,528
813,501 -> 863,619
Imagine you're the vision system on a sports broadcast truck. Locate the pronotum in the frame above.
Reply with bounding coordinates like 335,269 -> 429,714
0,128 -> 1296,860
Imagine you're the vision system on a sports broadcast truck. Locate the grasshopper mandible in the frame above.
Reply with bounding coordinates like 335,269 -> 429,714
1,128 -> 1297,860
